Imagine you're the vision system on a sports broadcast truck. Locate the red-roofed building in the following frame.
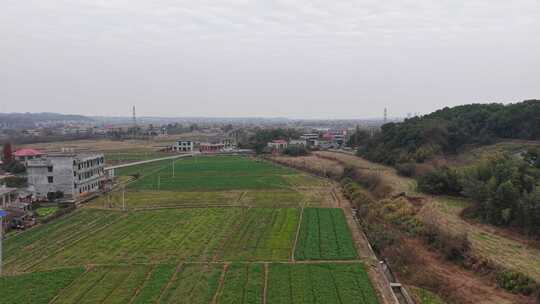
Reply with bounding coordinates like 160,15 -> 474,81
14,148 -> 43,164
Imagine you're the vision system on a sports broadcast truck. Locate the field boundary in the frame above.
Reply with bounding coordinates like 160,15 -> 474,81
263,263 -> 269,304
212,263 -> 229,304
291,207 -> 304,262
156,262 -> 184,302
127,265 -> 155,304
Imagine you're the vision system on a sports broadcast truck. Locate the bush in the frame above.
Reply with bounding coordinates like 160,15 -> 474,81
3,160 -> 26,174
425,225 -> 470,262
46,191 -> 64,201
496,270 -> 538,295
396,162 -> 416,177
282,145 -> 309,156
417,167 -> 462,195
2,176 -> 27,188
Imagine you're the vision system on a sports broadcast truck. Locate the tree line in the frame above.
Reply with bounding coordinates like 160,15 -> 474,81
358,100 -> 540,165
417,149 -> 540,236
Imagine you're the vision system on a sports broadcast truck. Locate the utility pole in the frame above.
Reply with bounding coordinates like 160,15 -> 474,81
0,210 -> 7,276
158,174 -> 161,191
172,159 -> 175,178
122,186 -> 126,211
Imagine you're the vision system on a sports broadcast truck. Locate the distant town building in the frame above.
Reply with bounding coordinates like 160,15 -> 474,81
267,140 -> 288,152
22,129 -> 42,136
173,140 -> 194,152
289,139 -> 307,146
13,148 -> 43,164
300,133 -> 320,146
222,138 -> 236,150
27,152 -> 106,202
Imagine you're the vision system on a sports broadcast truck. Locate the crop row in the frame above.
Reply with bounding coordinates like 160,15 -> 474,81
267,263 -> 378,304
4,209 -> 122,274
295,208 -> 358,260
8,208 -> 300,270
0,263 -> 378,304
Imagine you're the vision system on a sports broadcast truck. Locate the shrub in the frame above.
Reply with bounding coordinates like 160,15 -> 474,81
46,191 -> 64,201
496,270 -> 538,295
396,162 -> 416,177
2,176 -> 27,188
283,145 -> 309,156
3,159 -> 26,174
417,167 -> 461,195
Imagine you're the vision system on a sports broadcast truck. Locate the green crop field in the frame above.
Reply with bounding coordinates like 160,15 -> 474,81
89,188 -> 329,209
295,208 -> 358,260
267,263 -> 378,304
0,262 -> 377,304
127,156 -> 294,191
4,208 -> 301,272
1,156 -> 379,303
98,156 -> 335,208
0,268 -> 84,304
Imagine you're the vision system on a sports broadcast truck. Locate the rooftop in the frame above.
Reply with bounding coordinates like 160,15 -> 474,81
0,187 -> 18,196
14,148 -> 42,157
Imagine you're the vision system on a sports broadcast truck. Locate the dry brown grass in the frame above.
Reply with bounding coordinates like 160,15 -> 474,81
420,197 -> 540,283
314,151 -> 416,196
21,138 -> 171,153
269,155 -> 345,178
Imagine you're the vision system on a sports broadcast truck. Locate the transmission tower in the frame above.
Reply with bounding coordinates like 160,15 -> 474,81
132,106 -> 137,127
383,107 -> 388,123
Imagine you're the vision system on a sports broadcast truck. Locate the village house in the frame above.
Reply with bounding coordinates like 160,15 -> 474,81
172,140 -> 194,152
26,152 -> 106,202
300,133 -> 320,147
267,140 -> 288,152
13,148 -> 43,165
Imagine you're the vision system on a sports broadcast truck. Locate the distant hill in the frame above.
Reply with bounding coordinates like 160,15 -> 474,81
0,112 -> 93,128
359,100 -> 540,165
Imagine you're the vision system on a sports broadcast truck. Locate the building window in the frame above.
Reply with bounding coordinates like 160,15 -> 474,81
47,166 -> 53,172
47,176 -> 54,183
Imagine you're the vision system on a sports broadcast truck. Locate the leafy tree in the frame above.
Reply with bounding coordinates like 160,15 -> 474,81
417,167 -> 461,195
347,126 -> 370,147
2,142 -> 13,162
283,145 -> 309,156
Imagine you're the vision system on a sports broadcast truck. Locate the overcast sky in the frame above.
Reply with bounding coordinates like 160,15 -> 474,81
1,1 -> 539,118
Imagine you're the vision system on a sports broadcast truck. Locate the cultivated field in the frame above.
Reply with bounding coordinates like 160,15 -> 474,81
295,208 -> 358,260
1,155 -> 379,303
4,207 -> 357,274
92,156 -> 336,209
1,262 -> 378,304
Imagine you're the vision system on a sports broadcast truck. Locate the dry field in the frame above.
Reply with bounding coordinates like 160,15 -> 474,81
314,151 -> 416,196
420,197 -> 540,283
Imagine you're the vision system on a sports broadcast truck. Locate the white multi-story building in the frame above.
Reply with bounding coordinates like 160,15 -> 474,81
27,153 -> 106,201
172,140 -> 194,152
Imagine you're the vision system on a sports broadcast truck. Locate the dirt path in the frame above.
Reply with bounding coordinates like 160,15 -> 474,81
338,187 -> 397,304
212,263 -> 229,304
263,263 -> 269,304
